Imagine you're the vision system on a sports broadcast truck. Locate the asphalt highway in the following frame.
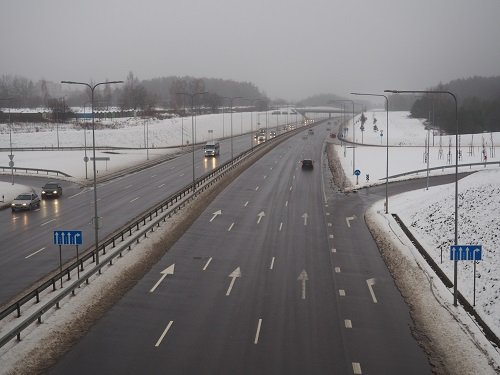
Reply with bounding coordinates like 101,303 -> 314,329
48,122 -> 435,374
0,130 -> 275,304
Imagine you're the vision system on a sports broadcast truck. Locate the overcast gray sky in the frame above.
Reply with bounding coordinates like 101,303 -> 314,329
1,0 -> 499,101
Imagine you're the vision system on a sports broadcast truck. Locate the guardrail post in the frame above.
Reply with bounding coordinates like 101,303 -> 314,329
36,289 -> 40,303
52,279 -> 56,291
16,303 -> 21,318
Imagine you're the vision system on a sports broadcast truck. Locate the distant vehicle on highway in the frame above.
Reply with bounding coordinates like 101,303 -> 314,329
41,182 -> 63,198
203,141 -> 220,157
269,130 -> 276,138
330,133 -> 337,138
11,192 -> 41,212
301,159 -> 314,170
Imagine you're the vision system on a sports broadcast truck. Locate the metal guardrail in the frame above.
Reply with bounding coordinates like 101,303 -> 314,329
392,214 -> 500,349
0,166 -> 72,177
382,161 -> 500,180
0,123 -> 309,349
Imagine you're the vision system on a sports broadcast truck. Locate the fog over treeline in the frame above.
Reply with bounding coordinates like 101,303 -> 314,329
2,72 -> 500,134
0,72 -> 270,111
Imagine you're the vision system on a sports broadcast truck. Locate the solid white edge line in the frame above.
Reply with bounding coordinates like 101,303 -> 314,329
254,318 -> 263,344
155,321 -> 174,347
25,247 -> 46,259
203,257 -> 212,271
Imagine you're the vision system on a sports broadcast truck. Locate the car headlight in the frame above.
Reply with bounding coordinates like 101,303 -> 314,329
53,191 -> 57,194
22,203 -> 27,206
42,191 -> 46,194
11,203 -> 15,207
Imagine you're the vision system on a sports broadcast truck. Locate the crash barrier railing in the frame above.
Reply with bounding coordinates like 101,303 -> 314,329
0,166 -> 72,177
382,161 -> 500,180
392,214 -> 500,348
0,123 -> 310,349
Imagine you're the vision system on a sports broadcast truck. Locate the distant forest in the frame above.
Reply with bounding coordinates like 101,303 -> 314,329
399,76 -> 500,134
0,72 -> 270,113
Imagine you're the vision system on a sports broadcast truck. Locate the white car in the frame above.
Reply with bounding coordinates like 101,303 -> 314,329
11,192 -> 41,212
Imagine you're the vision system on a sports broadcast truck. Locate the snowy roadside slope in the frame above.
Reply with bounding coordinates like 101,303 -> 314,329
393,169 -> 500,337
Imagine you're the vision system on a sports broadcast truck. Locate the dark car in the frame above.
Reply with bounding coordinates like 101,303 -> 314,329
41,182 -> 63,198
11,192 -> 41,212
301,159 -> 314,170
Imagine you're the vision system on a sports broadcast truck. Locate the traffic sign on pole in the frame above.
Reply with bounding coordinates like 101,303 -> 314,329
449,245 -> 482,261
53,230 -> 83,245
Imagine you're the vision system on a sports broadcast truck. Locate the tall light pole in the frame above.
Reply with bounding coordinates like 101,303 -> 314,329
222,96 -> 242,160
330,99 -> 356,174
1,98 -> 14,184
351,93 -> 390,214
61,80 -> 123,266
385,89 -> 459,306
177,91 -> 208,191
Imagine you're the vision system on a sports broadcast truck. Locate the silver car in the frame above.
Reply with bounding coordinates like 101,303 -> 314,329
11,192 -> 41,212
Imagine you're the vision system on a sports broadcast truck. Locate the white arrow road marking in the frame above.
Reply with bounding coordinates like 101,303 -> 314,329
302,213 -> 308,226
155,321 -> 173,347
210,210 -> 222,222
346,215 -> 356,228
298,270 -> 309,300
366,278 -> 378,303
203,257 -> 212,271
150,264 -> 175,293
226,267 -> 241,296
257,211 -> 265,224
25,247 -> 46,259
254,319 -> 263,344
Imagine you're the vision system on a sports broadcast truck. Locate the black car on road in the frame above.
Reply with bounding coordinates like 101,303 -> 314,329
41,182 -> 63,198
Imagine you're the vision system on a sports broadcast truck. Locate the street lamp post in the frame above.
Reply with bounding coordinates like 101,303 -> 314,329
177,92 -> 208,191
351,92 -> 390,214
385,89 -> 459,306
330,99 -> 356,174
222,96 -> 242,160
61,80 -> 123,267
1,98 -> 14,184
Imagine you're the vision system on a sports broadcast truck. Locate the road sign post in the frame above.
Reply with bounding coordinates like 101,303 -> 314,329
354,169 -> 361,184
53,230 -> 83,288
450,245 -> 482,306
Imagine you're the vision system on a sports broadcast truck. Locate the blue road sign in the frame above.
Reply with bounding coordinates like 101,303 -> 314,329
450,245 -> 482,261
354,169 -> 361,176
53,230 -> 83,246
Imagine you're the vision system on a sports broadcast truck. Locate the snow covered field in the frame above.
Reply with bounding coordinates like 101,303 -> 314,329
1,109 -> 499,358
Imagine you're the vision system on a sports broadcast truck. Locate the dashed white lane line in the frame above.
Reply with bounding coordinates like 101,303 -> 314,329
255,186 -> 260,191
331,248 -> 337,253
158,183 -> 165,188
335,267 -> 341,273
345,319 -> 352,328
228,223 -> 235,231
203,257 -> 212,271
124,184 -> 133,189
289,186 -> 293,191
329,234 -> 334,239
269,257 -> 275,270
25,247 -> 46,259
155,321 -> 174,347
254,319 -> 263,344
352,362 -> 362,374
151,174 -> 157,178
339,289 -> 346,296
279,222 -> 283,231
130,197 -> 140,203
285,200 -> 288,207
41,219 -> 56,227
244,201 -> 249,207
179,173 -> 185,177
